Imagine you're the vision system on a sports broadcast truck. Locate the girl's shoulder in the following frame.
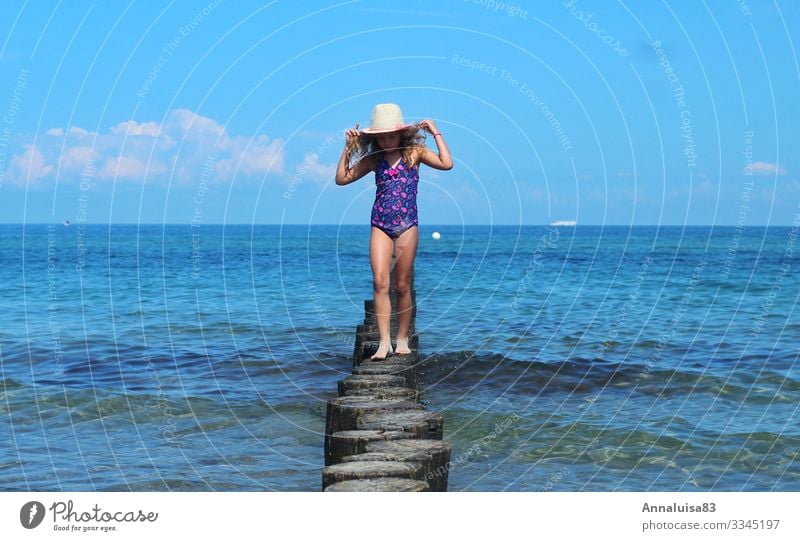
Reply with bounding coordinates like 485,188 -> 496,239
408,144 -> 426,168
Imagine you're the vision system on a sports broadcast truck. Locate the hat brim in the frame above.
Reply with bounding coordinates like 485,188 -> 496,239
360,123 -> 417,135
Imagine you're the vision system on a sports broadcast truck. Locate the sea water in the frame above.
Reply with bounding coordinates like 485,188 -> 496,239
0,224 -> 798,490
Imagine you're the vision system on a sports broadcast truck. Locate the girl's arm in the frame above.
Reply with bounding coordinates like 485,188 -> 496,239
417,119 -> 453,170
335,124 -> 376,185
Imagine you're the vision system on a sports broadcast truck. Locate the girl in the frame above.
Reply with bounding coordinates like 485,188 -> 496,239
335,103 -> 453,360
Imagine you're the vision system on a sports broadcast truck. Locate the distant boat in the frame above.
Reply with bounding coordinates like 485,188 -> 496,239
63,220 -> 70,226
549,220 -> 576,226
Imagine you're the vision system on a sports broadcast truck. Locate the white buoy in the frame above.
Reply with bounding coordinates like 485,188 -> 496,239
432,231 -> 441,240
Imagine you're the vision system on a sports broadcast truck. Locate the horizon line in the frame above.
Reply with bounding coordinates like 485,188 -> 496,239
0,223 -> 794,227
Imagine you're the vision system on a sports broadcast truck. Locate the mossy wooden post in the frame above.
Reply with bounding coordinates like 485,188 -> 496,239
324,477 -> 429,492
351,362 -> 419,389
322,460 -> 427,490
364,439 -> 453,492
324,396 -> 424,436
358,410 -> 444,440
325,430 -> 416,467
337,374 -> 407,396
336,438 -> 452,492
344,386 -> 419,401
323,257 -> 452,490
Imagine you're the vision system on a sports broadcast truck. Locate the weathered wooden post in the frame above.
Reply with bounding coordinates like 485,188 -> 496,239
322,258 -> 451,490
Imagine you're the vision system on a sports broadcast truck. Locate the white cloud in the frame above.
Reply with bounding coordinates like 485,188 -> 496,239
6,108 -> 285,187
68,126 -> 94,137
169,108 -> 225,139
111,120 -> 161,137
749,161 -> 788,176
10,145 -> 53,184
295,152 -> 336,183
58,146 -> 99,170
98,155 -> 151,180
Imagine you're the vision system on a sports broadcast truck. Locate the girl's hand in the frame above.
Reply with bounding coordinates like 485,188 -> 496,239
417,119 -> 438,135
345,123 -> 361,144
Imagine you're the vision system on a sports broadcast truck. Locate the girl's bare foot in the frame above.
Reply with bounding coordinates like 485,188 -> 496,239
370,341 -> 394,361
395,336 -> 411,355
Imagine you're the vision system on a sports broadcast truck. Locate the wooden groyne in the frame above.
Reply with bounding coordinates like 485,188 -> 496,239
322,271 -> 452,491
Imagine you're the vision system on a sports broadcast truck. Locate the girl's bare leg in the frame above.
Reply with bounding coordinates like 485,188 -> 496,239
392,226 -> 419,354
369,227 -> 394,360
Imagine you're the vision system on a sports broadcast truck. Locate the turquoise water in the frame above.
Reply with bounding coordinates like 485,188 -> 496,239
1,224 -> 798,490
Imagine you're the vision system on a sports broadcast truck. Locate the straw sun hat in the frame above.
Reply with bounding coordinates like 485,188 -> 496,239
359,103 -> 417,135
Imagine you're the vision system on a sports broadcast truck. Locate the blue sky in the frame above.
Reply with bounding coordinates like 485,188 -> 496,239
0,0 -> 798,225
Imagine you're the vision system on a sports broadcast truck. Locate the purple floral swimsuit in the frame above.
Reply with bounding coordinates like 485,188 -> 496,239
371,155 -> 419,239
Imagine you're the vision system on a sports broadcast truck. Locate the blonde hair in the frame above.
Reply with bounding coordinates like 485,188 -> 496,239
346,126 -> 428,172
